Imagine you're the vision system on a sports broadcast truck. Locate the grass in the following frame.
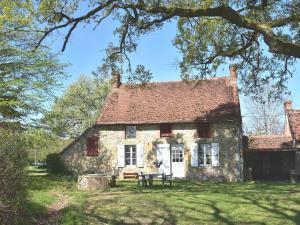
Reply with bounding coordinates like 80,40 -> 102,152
26,167 -> 300,225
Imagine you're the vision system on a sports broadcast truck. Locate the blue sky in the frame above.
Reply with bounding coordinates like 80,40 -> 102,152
51,18 -> 300,115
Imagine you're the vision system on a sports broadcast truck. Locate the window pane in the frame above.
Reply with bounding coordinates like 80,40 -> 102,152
132,147 -> 136,165
172,147 -> 176,162
126,126 -> 136,139
132,158 -> 136,165
206,145 -> 212,165
199,145 -> 205,165
172,147 -> 183,162
125,159 -> 131,165
132,148 -> 136,156
125,146 -> 131,165
125,145 -> 136,165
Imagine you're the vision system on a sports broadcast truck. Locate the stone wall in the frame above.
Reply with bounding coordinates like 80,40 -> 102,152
61,121 -> 243,181
60,126 -> 114,175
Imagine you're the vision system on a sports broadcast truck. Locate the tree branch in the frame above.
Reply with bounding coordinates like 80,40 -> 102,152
37,1 -> 300,58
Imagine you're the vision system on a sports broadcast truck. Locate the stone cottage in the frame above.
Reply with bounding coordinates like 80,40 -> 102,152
61,64 -> 243,181
245,101 -> 300,180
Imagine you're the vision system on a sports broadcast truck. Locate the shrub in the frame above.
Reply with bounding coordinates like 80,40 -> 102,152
0,131 -> 28,225
46,153 -> 67,174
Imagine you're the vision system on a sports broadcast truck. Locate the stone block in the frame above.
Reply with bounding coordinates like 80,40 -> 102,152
78,174 -> 111,191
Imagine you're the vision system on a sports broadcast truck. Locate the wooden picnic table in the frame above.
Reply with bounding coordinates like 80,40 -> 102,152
137,173 -> 172,187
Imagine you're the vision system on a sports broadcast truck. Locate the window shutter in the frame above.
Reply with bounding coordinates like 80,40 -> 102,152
86,136 -> 98,156
136,144 -> 144,167
197,122 -> 211,138
211,143 -> 219,167
117,145 -> 125,167
190,143 -> 198,167
160,124 -> 172,137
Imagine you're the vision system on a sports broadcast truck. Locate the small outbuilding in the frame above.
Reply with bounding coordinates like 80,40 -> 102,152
245,101 -> 300,180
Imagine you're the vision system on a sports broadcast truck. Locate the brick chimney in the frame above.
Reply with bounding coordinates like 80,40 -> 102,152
112,70 -> 121,88
229,64 -> 238,84
284,100 -> 292,111
229,64 -> 239,104
283,100 -> 292,136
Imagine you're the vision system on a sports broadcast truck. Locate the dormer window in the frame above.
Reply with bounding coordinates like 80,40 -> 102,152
126,125 -> 136,139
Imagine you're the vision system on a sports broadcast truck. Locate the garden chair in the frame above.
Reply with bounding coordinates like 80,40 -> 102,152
137,172 -> 148,187
162,173 -> 173,187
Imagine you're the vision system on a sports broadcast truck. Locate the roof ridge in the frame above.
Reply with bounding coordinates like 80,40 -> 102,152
289,109 -> 300,113
120,76 -> 230,87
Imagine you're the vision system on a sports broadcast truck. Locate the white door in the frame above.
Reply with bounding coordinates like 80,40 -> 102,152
157,144 -> 171,175
171,144 -> 185,178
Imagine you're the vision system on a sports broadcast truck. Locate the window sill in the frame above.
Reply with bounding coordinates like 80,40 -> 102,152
124,165 -> 137,168
199,165 -> 220,168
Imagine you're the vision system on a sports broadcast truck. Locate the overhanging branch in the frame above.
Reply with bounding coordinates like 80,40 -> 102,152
36,1 -> 300,58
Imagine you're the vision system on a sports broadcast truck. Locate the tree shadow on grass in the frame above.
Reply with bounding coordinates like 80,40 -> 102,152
113,180 -> 300,225
26,177 -> 300,225
23,201 -> 48,224
242,194 -> 300,225
27,173 -> 77,192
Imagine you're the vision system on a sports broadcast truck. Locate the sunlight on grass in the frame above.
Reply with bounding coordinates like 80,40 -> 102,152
26,168 -> 300,225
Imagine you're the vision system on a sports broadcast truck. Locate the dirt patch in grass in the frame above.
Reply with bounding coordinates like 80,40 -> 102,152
36,193 -> 70,225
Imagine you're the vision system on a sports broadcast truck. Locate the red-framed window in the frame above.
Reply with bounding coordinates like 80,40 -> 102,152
160,124 -> 172,137
197,122 -> 211,138
86,136 -> 99,156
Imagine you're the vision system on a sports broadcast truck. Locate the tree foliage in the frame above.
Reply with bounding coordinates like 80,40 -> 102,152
46,153 -> 67,174
0,130 -> 28,225
43,75 -> 111,138
23,128 -> 69,162
0,0 -> 67,127
0,2 -> 67,222
34,0 -> 300,97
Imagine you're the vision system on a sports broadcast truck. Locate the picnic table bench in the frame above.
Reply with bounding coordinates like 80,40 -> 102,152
137,173 -> 172,187
123,172 -> 138,179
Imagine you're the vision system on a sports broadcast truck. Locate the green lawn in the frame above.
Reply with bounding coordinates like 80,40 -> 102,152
26,168 -> 300,225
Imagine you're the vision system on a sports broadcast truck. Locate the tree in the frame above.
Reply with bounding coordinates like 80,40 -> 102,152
0,2 -> 67,223
23,128 -> 69,162
35,0 -> 299,97
243,83 -> 287,135
0,129 -> 28,225
43,75 -> 111,138
0,0 -> 67,128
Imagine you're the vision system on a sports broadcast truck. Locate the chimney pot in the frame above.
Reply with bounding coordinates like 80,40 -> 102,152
284,100 -> 292,110
112,70 -> 121,88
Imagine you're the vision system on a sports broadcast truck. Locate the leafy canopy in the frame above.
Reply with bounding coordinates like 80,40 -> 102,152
43,75 -> 111,138
0,0 -> 67,127
34,0 -> 300,98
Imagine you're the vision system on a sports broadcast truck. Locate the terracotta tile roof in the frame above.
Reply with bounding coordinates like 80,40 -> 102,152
96,77 -> 241,124
288,109 -> 300,141
247,136 -> 295,151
